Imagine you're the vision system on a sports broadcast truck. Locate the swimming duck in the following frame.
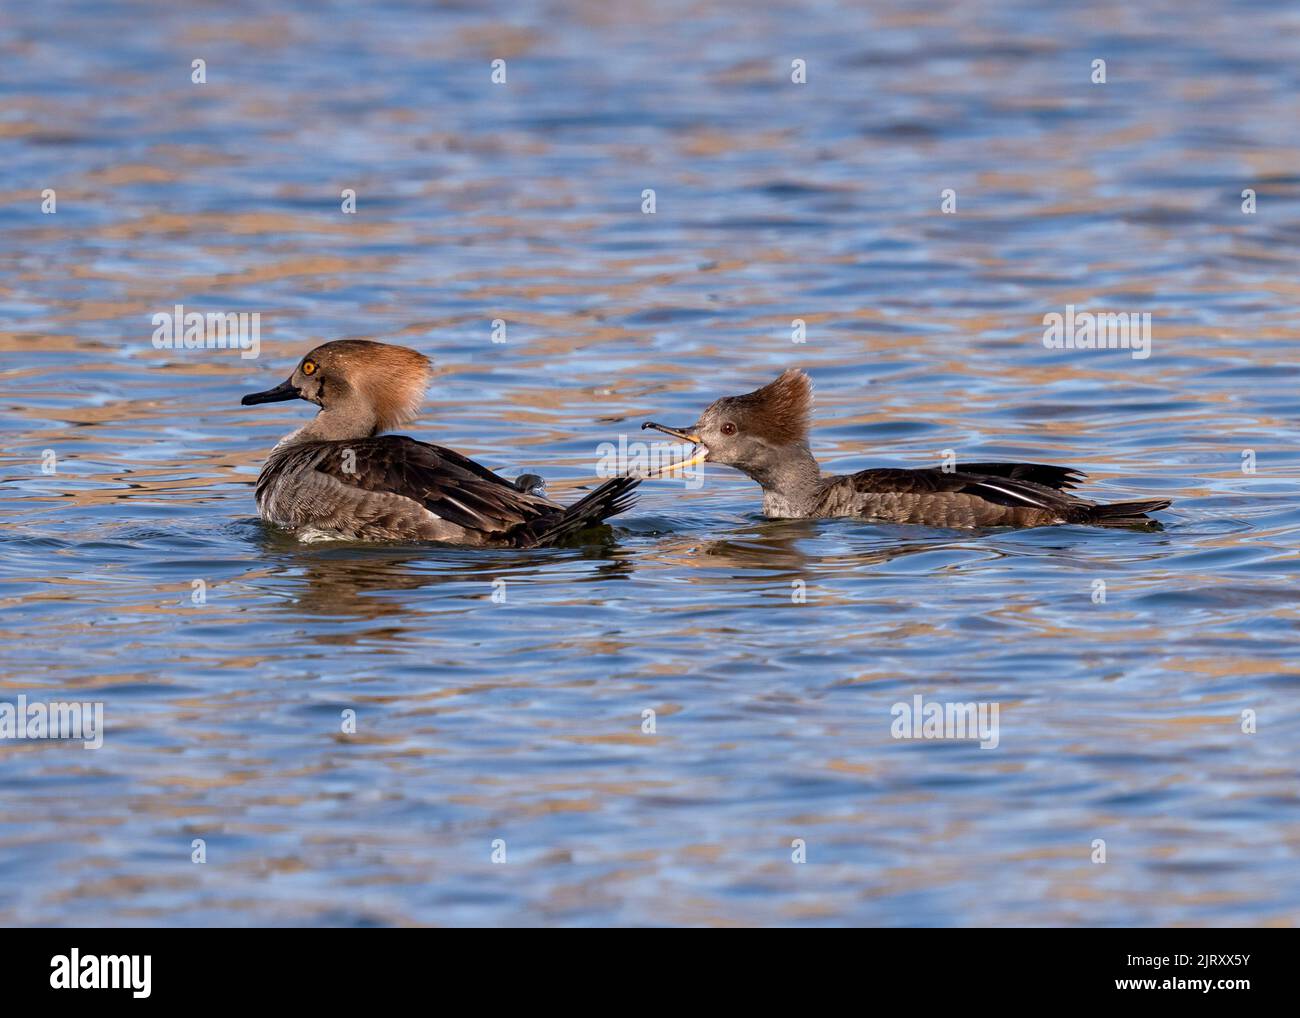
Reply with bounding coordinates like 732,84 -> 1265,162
241,340 -> 638,545
642,369 -> 1171,528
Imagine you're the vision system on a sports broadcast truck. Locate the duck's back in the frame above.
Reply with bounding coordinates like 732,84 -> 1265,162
255,435 -> 559,543
810,462 -> 1168,528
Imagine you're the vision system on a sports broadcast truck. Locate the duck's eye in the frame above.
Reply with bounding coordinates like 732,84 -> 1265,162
302,360 -> 317,375
721,422 -> 737,436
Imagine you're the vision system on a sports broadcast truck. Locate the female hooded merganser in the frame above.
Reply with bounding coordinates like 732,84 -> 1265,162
241,340 -> 638,545
642,369 -> 1171,528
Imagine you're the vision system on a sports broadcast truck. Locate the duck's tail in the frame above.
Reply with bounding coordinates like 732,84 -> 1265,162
1078,497 -> 1172,527
509,476 -> 640,547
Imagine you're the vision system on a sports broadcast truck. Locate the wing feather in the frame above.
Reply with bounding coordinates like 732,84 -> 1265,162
849,467 -> 1086,510
278,435 -> 558,534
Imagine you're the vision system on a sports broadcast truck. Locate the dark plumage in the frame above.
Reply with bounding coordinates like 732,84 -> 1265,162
242,341 -> 637,545
256,436 -> 637,546
827,465 -> 1169,528
643,370 -> 1171,529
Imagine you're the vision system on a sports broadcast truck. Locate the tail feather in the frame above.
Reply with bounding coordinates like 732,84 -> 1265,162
1081,497 -> 1172,527
509,476 -> 640,548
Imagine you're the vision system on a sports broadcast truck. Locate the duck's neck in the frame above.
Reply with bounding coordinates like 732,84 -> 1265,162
275,405 -> 380,449
741,443 -> 823,516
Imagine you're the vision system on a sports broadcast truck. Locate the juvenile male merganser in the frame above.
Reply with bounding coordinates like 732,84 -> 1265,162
643,369 -> 1171,528
241,340 -> 638,545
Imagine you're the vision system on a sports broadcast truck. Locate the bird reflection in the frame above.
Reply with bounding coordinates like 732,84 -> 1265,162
651,515 -> 970,577
244,521 -> 635,622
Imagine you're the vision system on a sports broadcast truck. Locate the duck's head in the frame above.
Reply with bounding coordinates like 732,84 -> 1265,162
242,340 -> 433,435
642,368 -> 813,476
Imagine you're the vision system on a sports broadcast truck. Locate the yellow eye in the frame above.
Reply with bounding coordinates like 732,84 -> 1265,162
302,361 -> 317,375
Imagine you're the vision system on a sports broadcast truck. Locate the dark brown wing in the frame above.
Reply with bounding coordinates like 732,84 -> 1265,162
953,462 -> 1085,491
848,467 -> 1088,513
842,466 -> 1169,528
287,435 -> 558,533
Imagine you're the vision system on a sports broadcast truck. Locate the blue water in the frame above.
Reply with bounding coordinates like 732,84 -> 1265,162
1,0 -> 1298,926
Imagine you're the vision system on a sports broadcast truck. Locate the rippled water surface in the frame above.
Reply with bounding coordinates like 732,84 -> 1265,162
2,0 -> 1299,926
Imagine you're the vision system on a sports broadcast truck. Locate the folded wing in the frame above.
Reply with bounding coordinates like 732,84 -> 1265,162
260,435 -> 638,545
844,464 -> 1166,527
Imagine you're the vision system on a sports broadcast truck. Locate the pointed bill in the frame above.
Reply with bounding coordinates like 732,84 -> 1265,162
637,421 -> 707,478
643,443 -> 707,478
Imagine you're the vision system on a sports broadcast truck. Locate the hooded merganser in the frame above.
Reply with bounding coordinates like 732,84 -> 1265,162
642,369 -> 1172,528
241,340 -> 638,545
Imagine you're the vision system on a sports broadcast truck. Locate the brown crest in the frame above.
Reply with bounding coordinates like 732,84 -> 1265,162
714,368 -> 813,444
309,340 -> 433,432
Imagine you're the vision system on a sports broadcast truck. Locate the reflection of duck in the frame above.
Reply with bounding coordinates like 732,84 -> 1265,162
645,370 -> 1171,528
249,529 -> 635,622
241,340 -> 637,545
669,517 -> 961,576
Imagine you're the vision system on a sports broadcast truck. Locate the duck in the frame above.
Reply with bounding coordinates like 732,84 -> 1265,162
642,369 -> 1171,528
241,340 -> 638,545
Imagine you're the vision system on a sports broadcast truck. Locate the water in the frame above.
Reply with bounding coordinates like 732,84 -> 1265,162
1,0 -> 1298,926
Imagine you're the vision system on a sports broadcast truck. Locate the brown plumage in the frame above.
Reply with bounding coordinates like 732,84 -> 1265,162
643,369 -> 1171,529
714,368 -> 813,445
312,339 -> 433,434
241,340 -> 638,545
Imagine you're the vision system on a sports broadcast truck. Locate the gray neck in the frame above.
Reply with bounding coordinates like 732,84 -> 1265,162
741,442 -> 823,512
278,402 -> 380,448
